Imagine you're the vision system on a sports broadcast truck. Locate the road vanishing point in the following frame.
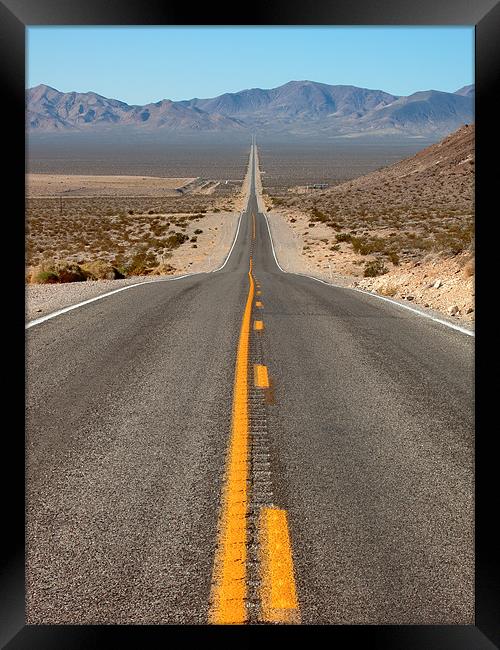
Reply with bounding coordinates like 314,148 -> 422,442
26,137 -> 474,625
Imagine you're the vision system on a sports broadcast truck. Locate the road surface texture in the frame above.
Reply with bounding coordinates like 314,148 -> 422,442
26,138 -> 474,625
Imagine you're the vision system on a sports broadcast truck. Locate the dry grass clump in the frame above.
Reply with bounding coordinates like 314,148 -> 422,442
26,260 -> 124,284
363,259 -> 388,277
80,259 -> 124,280
378,284 -> 398,297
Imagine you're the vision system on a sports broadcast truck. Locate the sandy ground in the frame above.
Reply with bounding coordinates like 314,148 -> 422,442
27,173 -> 196,197
26,210 -> 240,322
266,210 -> 361,288
266,209 -> 474,330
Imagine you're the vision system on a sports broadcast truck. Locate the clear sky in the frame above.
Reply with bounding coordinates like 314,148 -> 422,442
27,26 -> 474,104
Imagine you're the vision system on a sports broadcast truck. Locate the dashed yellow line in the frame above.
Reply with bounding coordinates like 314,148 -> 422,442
254,320 -> 264,331
256,301 -> 263,308
259,507 -> 300,624
209,258 -> 254,624
254,364 -> 270,388
256,290 -> 262,296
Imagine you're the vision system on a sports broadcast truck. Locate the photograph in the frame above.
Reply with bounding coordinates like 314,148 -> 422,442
24,24 -> 476,626
0,1 -> 497,644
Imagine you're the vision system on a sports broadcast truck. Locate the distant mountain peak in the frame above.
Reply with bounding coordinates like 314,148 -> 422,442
454,84 -> 475,97
26,80 -> 474,136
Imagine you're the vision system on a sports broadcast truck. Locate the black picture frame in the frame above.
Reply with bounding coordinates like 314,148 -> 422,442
2,0 -> 498,646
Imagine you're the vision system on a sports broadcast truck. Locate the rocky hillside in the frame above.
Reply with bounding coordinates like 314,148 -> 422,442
281,123 -> 474,225
269,124 -> 475,320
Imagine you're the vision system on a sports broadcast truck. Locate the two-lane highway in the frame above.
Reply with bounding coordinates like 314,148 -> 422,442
26,138 -> 474,624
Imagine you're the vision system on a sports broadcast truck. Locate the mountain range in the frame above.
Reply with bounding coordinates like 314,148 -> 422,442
27,80 -> 474,137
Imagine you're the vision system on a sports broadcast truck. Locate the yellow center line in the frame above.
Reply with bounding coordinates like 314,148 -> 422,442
255,301 -> 263,308
254,364 -> 270,388
209,257 -> 254,625
254,320 -> 264,331
259,507 -> 300,624
256,290 -> 262,296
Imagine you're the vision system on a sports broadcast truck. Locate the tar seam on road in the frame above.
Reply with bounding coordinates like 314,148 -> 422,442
209,256 -> 255,624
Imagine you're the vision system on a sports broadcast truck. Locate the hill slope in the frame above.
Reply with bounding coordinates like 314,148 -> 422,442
268,124 -> 475,318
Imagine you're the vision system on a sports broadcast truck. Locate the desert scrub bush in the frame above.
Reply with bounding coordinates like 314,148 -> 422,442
125,250 -> 158,275
194,229 -> 203,235
150,261 -> 176,276
363,259 -> 388,277
434,223 -> 473,254
351,237 -> 387,256
165,232 -> 189,249
335,232 -> 352,243
379,284 -> 398,297
56,263 -> 88,283
29,269 -> 59,284
385,251 -> 400,265
81,260 -> 124,280
310,207 -> 329,223
27,261 -> 87,284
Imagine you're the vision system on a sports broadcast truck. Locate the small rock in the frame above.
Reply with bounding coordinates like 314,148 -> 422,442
424,303 -> 430,308
433,279 -> 442,289
448,305 -> 460,316
466,307 -> 474,314
406,295 -> 415,301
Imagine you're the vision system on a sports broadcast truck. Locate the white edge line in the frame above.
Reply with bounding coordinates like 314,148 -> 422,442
212,209 -> 244,272
26,273 -> 195,329
262,211 -> 474,338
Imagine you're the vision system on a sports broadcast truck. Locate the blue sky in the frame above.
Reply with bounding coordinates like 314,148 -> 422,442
27,26 -> 474,104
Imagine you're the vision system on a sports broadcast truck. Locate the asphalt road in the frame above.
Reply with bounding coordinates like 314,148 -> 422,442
26,140 -> 474,625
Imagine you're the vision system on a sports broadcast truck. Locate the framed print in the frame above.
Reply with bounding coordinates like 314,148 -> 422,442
1,0 -> 499,646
